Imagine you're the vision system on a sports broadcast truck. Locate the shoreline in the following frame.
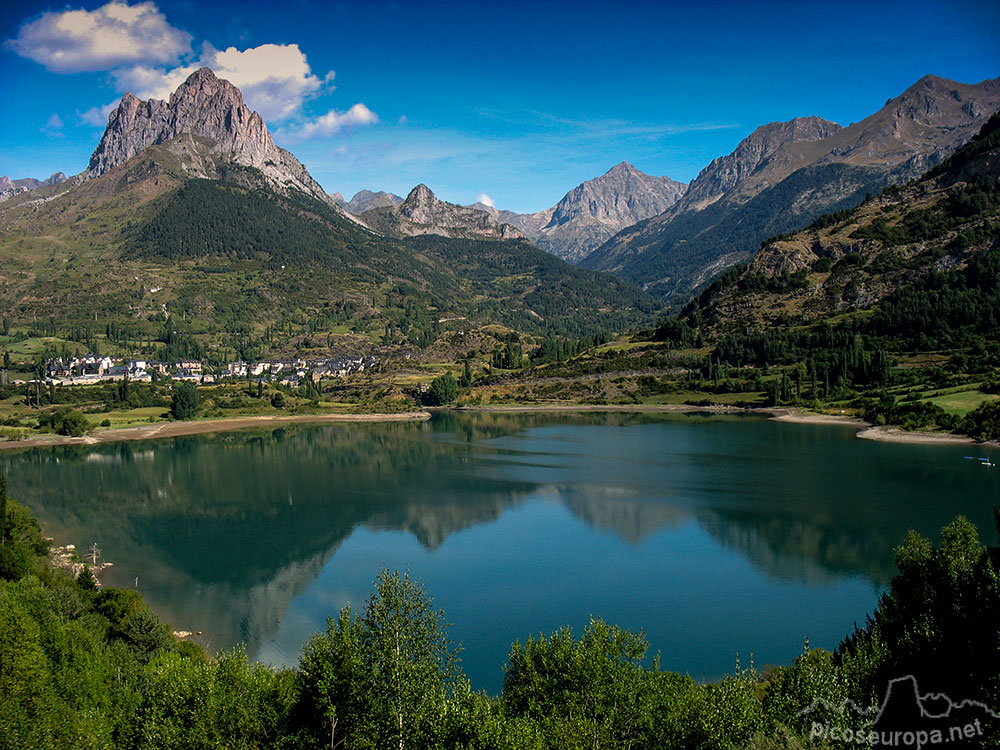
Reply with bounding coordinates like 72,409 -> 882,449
0,410 -> 431,451
0,403 -> 985,450
450,403 -> 751,414
768,407 -> 982,445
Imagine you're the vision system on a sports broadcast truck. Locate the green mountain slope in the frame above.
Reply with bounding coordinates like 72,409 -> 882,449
584,75 -> 1000,305
0,136 -> 659,360
686,112 -> 1000,341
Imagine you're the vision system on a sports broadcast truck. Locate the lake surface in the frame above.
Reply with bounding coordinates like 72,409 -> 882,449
4,411 -> 998,693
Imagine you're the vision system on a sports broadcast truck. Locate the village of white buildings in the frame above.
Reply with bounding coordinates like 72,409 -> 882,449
35,354 -> 378,387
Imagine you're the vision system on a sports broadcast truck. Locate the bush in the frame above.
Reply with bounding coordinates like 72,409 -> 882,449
37,407 -> 90,437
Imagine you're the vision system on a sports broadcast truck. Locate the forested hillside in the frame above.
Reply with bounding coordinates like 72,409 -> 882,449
0,140 -> 659,364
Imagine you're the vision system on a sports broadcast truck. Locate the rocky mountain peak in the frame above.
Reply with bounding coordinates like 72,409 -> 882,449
605,161 -> 638,175
679,116 -> 843,210
0,171 -> 69,202
404,183 -> 435,205
380,184 -> 521,239
337,189 -> 404,214
84,67 -> 332,205
547,162 -> 687,230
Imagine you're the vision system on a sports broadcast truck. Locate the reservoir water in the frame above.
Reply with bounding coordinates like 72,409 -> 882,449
3,411 -> 997,693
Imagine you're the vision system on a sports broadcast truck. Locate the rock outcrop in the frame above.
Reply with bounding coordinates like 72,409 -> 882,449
362,184 -> 522,240
85,68 -> 331,204
0,171 -> 68,201
337,189 -> 404,214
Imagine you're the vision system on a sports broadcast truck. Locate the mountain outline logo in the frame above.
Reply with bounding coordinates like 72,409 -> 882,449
799,675 -> 997,749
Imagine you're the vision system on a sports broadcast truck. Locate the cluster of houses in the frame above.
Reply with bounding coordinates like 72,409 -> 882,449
43,355 -> 205,385
41,354 -> 377,387
223,356 -> 378,384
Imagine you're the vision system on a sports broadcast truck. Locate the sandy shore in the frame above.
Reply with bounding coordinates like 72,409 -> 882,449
0,410 -> 431,451
769,407 -> 983,445
766,408 -> 867,427
855,425 -> 976,445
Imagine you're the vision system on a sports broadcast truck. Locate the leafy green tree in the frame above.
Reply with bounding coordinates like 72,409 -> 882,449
297,569 -> 460,750
0,497 -> 49,581
297,607 -> 368,748
0,471 -> 7,546
170,382 -> 199,420
503,617 -> 657,748
361,569 -> 460,750
37,407 -> 90,436
58,409 -> 90,437
429,372 -> 458,405
459,359 -> 473,388
962,400 -> 1000,440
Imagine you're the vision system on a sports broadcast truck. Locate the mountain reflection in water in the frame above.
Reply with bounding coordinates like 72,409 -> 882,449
4,411 -> 995,690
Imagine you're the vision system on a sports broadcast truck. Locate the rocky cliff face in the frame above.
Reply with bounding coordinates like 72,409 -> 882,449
363,184 -> 522,240
586,74 -> 1000,302
472,162 -> 686,262
677,117 -> 842,211
85,68 -> 331,204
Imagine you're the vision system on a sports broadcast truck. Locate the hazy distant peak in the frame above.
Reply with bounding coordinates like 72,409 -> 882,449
339,189 -> 403,214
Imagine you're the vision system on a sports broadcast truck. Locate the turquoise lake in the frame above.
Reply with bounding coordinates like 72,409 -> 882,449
3,411 -> 998,693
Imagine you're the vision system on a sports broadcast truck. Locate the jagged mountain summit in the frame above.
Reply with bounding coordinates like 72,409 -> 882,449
585,74 -> 1000,303
0,172 -> 67,201
676,117 -> 843,212
85,67 -> 333,205
471,162 -> 686,262
360,184 -> 523,240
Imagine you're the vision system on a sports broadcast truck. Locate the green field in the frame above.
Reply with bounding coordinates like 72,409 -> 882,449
924,388 -> 999,416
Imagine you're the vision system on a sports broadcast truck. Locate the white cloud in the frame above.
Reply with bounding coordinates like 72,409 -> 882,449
476,193 -> 495,208
276,103 -> 379,142
11,3 -> 376,137
112,42 -> 335,123
41,113 -> 65,137
398,115 -> 408,125
78,100 -> 118,127
8,1 -> 191,73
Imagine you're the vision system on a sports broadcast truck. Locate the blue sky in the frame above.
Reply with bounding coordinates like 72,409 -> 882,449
1,0 -> 998,213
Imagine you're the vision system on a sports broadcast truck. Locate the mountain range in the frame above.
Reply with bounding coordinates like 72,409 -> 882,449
468,162 -> 687,262
0,172 -> 67,201
582,74 -> 1000,303
684,110 -> 1000,338
357,183 -> 524,240
326,74 -> 998,306
2,68 -> 997,357
0,68 -> 657,355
